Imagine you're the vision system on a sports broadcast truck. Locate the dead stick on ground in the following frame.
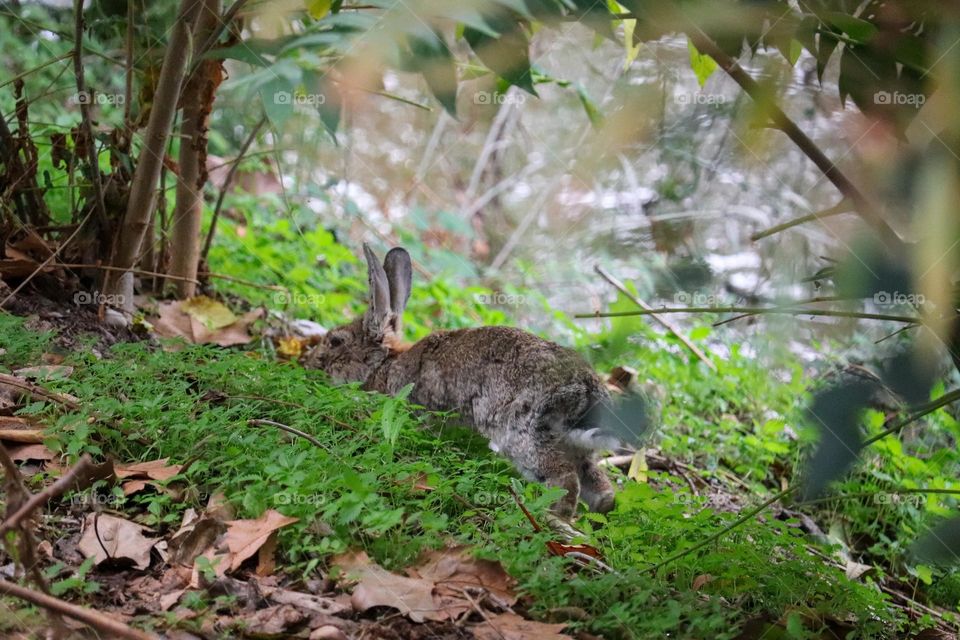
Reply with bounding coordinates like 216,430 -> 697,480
0,372 -> 80,410
0,454 -> 101,536
247,419 -> 332,453
593,265 -> 717,371
0,578 -> 158,640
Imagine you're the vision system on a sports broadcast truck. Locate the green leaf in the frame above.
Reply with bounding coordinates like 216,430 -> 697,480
463,11 -> 538,95
787,39 -> 803,66
687,38 -> 718,87
912,517 -> 960,566
408,31 -> 459,116
575,85 -> 603,128
826,12 -> 878,43
306,0 -> 332,19
802,380 -> 873,499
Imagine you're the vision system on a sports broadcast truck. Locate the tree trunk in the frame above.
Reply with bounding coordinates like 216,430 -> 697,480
168,0 -> 221,298
105,0 -> 200,312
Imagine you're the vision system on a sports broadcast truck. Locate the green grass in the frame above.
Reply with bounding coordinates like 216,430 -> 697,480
0,311 -> 913,638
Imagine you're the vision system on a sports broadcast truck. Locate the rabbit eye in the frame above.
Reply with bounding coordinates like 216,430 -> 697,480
328,335 -> 344,348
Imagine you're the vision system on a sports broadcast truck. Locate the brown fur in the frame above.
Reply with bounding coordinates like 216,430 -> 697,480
304,245 -> 619,518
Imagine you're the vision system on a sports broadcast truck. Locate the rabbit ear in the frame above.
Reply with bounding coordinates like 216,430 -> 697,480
362,243 -> 391,339
383,247 -> 412,320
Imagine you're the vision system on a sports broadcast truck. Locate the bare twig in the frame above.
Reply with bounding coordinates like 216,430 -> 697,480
644,487 -> 796,574
201,114 -> 267,261
73,0 -> 108,227
0,372 -> 80,410
750,199 -> 853,241
0,455 -> 112,536
54,262 -> 200,284
593,265 -> 717,371
576,306 -> 922,324
681,21 -> 898,244
0,578 -> 158,640
248,418 -> 332,452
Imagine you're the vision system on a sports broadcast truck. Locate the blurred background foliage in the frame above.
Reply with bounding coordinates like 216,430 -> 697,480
4,0 -> 960,632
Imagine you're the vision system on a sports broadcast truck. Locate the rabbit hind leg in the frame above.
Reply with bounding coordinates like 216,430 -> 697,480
578,458 -> 615,513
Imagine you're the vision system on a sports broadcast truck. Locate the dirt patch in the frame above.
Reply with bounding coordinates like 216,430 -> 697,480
2,280 -> 143,355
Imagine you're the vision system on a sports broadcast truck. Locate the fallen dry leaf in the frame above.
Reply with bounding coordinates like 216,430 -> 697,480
233,604 -> 306,636
180,295 -> 237,330
7,443 -> 55,461
153,300 -> 263,346
13,365 -> 73,380
0,417 -> 43,443
116,458 -> 183,481
472,612 -> 571,640
77,513 -> 157,570
411,546 -> 517,617
335,551 -> 443,623
121,479 -> 158,496
224,509 -> 299,571
276,335 -> 306,359
692,574 -> 714,591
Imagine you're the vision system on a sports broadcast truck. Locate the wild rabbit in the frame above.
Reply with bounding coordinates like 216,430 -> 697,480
304,244 -> 654,519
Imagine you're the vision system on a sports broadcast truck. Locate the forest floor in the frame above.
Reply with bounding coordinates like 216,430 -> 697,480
0,289 -> 958,640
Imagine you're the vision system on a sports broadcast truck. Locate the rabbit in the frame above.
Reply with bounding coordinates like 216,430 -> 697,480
304,244 -> 654,519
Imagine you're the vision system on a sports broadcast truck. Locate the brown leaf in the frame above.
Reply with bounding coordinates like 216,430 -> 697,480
256,532 -> 278,576
334,551 -> 443,623
224,510 -> 299,571
263,587 -> 350,617
116,458 -> 183,481
692,574 -> 714,591
13,365 -> 73,380
121,479 -> 157,496
153,300 -> 263,346
7,443 -> 54,461
472,613 -> 571,640
0,416 -> 43,443
411,546 -> 517,613
234,604 -> 306,637
168,508 -> 227,567
77,513 -> 157,570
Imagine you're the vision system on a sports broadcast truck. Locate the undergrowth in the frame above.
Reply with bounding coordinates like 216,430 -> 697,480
0,310 -> 919,638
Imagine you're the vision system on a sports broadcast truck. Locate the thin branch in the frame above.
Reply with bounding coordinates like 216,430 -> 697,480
0,455 -> 109,536
576,306 -> 922,324
862,388 -> 960,448
0,372 -> 81,410
248,418 -> 331,453
0,53 -> 72,90
73,0 -> 108,228
750,199 -> 854,241
644,487 -> 796,574
54,262 -> 199,284
201,114 -> 267,261
198,270 -> 286,291
593,265 -> 717,371
0,579 -> 157,640
680,19 -> 899,245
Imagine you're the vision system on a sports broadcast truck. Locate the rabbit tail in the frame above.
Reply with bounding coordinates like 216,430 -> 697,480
566,391 -> 656,451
